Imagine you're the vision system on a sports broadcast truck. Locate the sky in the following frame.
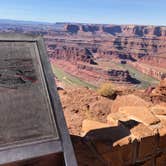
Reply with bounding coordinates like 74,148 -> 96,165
0,0 -> 165,26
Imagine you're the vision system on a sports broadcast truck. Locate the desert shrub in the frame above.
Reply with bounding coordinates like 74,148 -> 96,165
97,82 -> 116,99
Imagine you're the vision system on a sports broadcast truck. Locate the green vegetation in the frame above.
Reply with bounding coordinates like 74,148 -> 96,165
51,61 -> 159,90
115,63 -> 159,88
52,64 -> 97,89
97,82 -> 116,99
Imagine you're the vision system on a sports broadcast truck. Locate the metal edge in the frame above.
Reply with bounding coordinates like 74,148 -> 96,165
0,33 -> 40,41
0,140 -> 62,165
36,37 -> 78,166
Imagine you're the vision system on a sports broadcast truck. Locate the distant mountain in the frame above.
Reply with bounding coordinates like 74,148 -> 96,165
0,19 -> 52,25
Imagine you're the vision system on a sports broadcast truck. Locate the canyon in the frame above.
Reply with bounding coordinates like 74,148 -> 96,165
46,23 -> 166,87
0,21 -> 165,87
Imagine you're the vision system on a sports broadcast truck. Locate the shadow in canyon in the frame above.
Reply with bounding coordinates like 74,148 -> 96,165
71,120 -> 140,166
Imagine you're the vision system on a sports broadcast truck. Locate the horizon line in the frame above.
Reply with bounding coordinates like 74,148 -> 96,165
0,18 -> 165,27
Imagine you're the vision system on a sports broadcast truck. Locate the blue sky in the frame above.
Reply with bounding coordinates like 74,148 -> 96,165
0,0 -> 165,25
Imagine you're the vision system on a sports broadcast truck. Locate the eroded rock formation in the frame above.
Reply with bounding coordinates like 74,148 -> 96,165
49,46 -> 96,64
58,82 -> 166,165
151,78 -> 166,103
48,23 -> 166,82
65,24 -> 166,37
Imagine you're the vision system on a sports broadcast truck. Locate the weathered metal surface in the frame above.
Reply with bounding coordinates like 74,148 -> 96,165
0,42 -> 58,149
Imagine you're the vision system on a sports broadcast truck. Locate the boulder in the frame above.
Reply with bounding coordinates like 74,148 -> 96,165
119,106 -> 160,126
107,112 -> 129,126
130,123 -> 155,140
111,94 -> 150,113
150,105 -> 166,116
151,78 -> 166,103
88,98 -> 112,122
82,119 -> 130,142
81,119 -> 110,136
160,78 -> 166,87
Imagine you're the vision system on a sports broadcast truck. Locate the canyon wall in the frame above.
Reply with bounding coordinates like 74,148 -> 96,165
140,56 -> 166,69
48,23 -> 166,63
129,61 -> 166,80
65,24 -> 166,37
77,63 -> 139,84
49,46 -> 96,64
49,23 -> 166,81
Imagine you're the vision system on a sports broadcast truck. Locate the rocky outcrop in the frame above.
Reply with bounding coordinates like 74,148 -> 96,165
151,78 -> 166,103
120,25 -> 166,37
80,104 -> 166,165
102,25 -> 122,35
140,56 -> 166,69
77,63 -> 140,84
111,94 -> 150,113
150,105 -> 166,116
107,69 -> 139,83
49,46 -> 96,64
57,84 -> 166,165
129,61 -> 166,80
58,88 -> 113,135
97,36 -> 166,61
118,106 -> 160,126
65,24 -> 80,33
81,25 -> 100,33
81,119 -> 110,136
